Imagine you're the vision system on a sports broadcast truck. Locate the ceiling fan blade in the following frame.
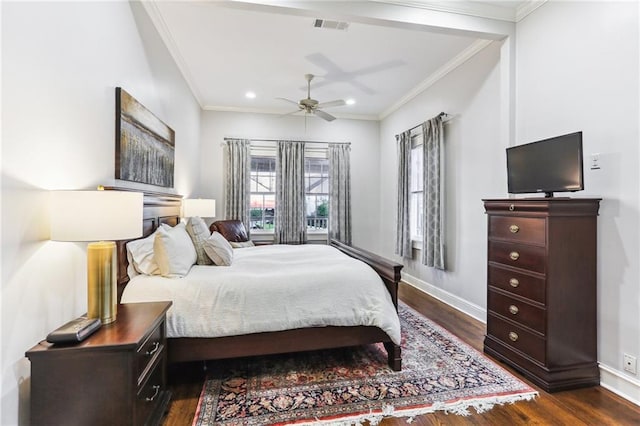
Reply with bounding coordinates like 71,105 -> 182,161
276,97 -> 300,106
316,99 -> 346,109
280,109 -> 302,117
314,109 -> 336,122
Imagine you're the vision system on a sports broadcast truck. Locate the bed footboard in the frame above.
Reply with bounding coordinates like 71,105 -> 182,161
329,239 -> 402,309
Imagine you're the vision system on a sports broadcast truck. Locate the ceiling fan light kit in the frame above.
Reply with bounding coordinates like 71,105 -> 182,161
278,74 -> 346,122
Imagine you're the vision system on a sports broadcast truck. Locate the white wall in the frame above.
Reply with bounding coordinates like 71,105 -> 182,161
1,2 -> 201,424
198,111 -> 381,250
378,41 -> 504,317
516,1 -> 640,401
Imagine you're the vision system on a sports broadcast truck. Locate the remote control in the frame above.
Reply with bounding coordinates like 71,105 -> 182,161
46,316 -> 102,344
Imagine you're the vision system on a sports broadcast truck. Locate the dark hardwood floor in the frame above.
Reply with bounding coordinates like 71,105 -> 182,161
162,283 -> 640,425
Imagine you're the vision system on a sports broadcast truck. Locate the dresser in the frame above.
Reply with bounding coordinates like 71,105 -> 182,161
483,198 -> 601,392
26,301 -> 172,426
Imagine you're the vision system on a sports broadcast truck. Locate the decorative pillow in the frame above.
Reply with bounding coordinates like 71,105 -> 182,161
229,240 -> 255,248
185,217 -> 214,265
126,230 -> 161,276
153,223 -> 197,277
202,232 -> 234,266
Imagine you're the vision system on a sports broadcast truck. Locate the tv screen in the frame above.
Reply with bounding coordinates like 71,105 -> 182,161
506,131 -> 584,198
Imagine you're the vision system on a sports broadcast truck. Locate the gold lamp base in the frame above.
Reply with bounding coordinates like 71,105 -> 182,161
87,241 -> 117,324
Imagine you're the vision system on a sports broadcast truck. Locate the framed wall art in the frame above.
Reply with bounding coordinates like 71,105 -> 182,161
115,87 -> 175,188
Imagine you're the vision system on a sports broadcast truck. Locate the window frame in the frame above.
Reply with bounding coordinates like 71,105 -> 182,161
248,145 -> 329,236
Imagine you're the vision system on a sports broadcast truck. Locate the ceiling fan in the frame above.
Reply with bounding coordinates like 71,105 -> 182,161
277,74 -> 346,122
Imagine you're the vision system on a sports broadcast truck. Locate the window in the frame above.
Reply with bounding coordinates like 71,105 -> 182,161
249,150 -> 329,233
409,135 -> 423,240
305,157 -> 329,232
250,156 -> 275,231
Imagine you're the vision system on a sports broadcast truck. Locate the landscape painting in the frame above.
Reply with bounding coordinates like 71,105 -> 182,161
115,87 -> 175,188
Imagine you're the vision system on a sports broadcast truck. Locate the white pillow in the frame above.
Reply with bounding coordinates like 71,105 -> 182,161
185,217 -> 214,265
203,232 -> 234,266
126,230 -> 160,276
153,223 -> 197,277
230,240 -> 255,248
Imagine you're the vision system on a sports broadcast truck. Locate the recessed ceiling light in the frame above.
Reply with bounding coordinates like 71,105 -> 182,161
346,98 -> 356,105
245,91 -> 256,99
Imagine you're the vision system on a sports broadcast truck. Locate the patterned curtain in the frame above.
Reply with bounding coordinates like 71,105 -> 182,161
275,141 -> 306,244
328,143 -> 351,245
395,130 -> 412,258
224,139 -> 251,236
421,116 -> 445,269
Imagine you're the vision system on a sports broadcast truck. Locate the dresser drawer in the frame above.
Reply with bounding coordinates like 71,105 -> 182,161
489,241 -> 546,274
488,290 -> 545,334
135,360 -> 165,426
489,216 -> 546,245
488,314 -> 546,364
488,265 -> 545,303
136,323 -> 163,384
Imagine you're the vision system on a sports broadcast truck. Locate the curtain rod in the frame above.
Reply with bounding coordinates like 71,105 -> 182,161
223,137 -> 350,146
406,112 -> 450,133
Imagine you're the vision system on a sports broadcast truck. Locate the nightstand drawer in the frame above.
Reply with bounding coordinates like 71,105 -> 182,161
489,241 -> 546,274
488,314 -> 546,364
488,290 -> 545,334
136,324 -> 163,383
488,265 -> 545,303
489,216 -> 545,245
136,362 -> 165,426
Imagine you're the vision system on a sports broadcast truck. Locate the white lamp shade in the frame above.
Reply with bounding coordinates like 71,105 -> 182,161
182,198 -> 216,218
50,190 -> 143,241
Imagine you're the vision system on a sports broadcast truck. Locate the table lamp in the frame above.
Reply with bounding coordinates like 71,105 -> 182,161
182,198 -> 216,218
50,189 -> 143,324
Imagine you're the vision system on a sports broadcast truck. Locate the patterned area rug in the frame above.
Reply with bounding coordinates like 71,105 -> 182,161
193,303 -> 537,425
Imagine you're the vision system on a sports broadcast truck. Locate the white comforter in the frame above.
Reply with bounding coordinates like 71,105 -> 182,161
121,244 -> 401,344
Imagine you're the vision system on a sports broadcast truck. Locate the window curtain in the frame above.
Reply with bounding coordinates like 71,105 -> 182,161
395,130 -> 412,258
421,116 -> 445,269
224,139 -> 251,235
275,141 -> 306,244
328,143 -> 351,245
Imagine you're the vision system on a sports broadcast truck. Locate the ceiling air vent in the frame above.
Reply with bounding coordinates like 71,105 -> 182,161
313,19 -> 349,31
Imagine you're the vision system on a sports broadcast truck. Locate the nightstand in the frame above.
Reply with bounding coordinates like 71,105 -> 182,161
26,301 -> 172,426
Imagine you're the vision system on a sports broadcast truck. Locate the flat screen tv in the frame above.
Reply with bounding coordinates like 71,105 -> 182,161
506,131 -> 584,198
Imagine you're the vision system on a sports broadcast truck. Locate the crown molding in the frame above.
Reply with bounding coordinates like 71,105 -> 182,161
379,38 -> 493,120
141,1 -> 205,109
515,0 -> 548,22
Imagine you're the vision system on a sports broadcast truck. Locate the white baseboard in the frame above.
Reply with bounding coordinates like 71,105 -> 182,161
599,363 -> 640,407
401,272 -> 640,408
401,272 -> 486,323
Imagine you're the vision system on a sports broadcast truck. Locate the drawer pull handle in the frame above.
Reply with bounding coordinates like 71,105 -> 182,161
508,332 -> 519,342
509,251 -> 520,261
146,385 -> 160,402
509,305 -> 519,315
509,278 -> 520,288
509,204 -> 515,211
509,224 -> 519,233
146,342 -> 160,356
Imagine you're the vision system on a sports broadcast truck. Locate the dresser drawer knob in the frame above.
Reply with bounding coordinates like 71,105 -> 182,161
509,204 -> 515,211
509,278 -> 520,288
509,224 -> 520,233
509,305 -> 519,315
509,251 -> 520,261
508,332 -> 519,342
146,342 -> 160,356
145,385 -> 160,402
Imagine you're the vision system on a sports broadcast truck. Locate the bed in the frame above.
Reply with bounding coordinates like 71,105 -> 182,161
110,187 -> 403,370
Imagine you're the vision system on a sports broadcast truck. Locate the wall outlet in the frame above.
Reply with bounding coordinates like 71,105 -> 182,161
590,153 -> 601,170
624,353 -> 637,375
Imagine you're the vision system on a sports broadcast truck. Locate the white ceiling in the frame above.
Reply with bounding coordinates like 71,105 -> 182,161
144,1 -> 535,120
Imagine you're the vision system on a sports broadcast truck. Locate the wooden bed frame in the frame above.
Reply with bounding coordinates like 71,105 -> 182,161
109,187 -> 403,370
